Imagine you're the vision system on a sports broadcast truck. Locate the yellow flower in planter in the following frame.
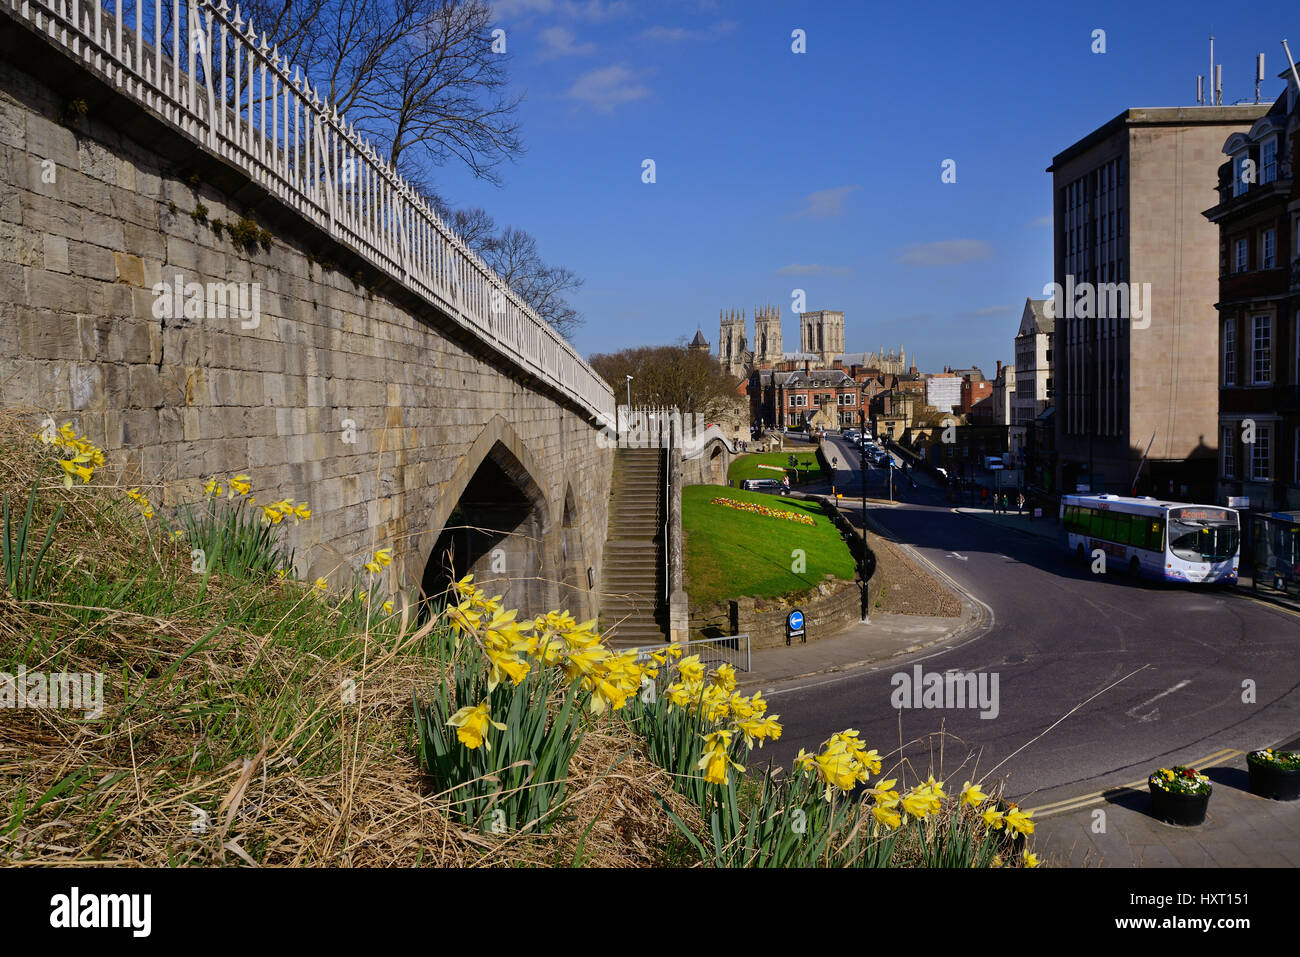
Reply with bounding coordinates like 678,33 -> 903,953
447,700 -> 507,751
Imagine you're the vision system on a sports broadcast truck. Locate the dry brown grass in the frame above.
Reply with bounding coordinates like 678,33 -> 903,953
0,409 -> 696,867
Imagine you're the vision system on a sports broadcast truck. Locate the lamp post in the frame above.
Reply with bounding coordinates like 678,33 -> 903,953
625,374 -> 633,408
859,409 -> 870,622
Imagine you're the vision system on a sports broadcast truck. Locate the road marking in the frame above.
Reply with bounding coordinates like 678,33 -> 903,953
946,552 -> 968,561
1124,679 -> 1191,723
1232,591 -> 1300,620
1024,748 -> 1241,819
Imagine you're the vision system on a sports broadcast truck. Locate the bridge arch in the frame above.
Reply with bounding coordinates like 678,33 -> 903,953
420,416 -> 554,616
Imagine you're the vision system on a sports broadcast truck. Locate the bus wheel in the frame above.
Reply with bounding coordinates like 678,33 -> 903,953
1127,557 -> 1141,580
1076,544 -> 1086,564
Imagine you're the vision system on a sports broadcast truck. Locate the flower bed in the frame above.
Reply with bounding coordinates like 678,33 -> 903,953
709,496 -> 815,526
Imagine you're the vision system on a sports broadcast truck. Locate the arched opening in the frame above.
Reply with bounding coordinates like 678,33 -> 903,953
558,486 -> 585,615
709,445 -> 723,483
421,441 -> 549,616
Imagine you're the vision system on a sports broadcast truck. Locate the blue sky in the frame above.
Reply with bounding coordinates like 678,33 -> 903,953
430,0 -> 1299,375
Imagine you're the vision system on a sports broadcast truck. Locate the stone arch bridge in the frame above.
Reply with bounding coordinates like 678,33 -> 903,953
0,0 -> 615,618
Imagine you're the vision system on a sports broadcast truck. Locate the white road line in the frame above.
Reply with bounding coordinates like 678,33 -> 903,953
1124,678 -> 1190,723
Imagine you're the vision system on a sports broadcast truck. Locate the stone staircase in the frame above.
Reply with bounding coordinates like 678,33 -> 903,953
599,447 -> 669,646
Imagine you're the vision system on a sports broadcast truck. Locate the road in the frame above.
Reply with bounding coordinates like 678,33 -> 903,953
756,436 -> 1300,807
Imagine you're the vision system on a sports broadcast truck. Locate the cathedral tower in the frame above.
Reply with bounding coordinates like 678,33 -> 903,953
753,303 -> 783,366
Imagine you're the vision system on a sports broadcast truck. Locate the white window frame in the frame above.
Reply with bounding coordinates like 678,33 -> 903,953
1235,237 -> 1249,273
1234,153 -> 1250,196
1222,424 -> 1236,479
1262,228 -> 1276,269
1262,137 -> 1278,184
1252,314 -> 1272,385
1251,425 -> 1272,481
1223,320 -> 1236,386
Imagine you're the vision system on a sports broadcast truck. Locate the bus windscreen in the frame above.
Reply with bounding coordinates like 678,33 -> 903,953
1168,507 -> 1238,563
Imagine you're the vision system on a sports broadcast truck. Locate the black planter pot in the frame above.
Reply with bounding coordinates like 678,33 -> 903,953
1247,760 -> 1300,801
1148,781 -> 1210,826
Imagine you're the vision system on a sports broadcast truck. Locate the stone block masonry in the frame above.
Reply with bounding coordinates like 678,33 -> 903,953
0,29 -> 612,620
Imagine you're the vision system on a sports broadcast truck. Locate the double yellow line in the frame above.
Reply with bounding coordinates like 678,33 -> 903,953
1025,748 -> 1242,819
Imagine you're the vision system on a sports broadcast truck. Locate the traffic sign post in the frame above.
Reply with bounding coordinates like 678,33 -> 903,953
786,608 -> 806,646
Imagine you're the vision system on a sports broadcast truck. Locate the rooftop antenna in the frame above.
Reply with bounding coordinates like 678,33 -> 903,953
1197,74 -> 1205,105
1256,53 -> 1265,103
1215,64 -> 1223,104
1209,33 -> 1215,106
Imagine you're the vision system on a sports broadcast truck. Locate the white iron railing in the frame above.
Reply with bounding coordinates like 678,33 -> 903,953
3,0 -> 615,420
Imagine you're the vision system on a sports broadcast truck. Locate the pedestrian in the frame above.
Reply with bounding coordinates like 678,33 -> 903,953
1017,492 -> 1025,515
1001,492 -> 1009,513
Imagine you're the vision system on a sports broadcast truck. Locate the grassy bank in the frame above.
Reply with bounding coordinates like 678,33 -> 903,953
681,485 -> 856,603
0,411 -> 689,866
727,451 -> 828,487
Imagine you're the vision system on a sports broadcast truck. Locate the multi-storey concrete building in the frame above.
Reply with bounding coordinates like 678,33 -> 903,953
1049,105 -> 1269,499
1205,69 -> 1300,511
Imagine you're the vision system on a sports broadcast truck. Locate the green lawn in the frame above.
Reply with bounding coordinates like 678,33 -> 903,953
682,484 -> 856,604
727,450 -> 828,486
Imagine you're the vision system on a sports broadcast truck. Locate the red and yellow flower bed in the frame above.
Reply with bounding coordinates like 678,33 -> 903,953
709,496 -> 815,526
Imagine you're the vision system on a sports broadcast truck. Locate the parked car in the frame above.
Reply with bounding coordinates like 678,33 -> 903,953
740,478 -> 789,495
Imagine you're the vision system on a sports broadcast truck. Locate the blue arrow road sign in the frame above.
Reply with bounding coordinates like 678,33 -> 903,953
788,610 -> 804,631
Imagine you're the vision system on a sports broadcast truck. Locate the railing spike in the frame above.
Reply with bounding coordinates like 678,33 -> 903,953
259,32 -> 269,55
232,4 -> 243,28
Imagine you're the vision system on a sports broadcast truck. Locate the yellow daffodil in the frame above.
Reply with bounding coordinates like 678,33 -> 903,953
981,807 -> 1005,830
711,663 -> 736,693
871,802 -> 902,829
1023,852 -> 1040,868
170,529 -> 184,542
867,778 -> 900,809
697,729 -> 743,786
677,654 -> 704,684
1004,805 -> 1035,837
261,503 -> 285,525
382,600 -> 394,614
446,700 -> 507,751
229,474 -> 252,496
314,577 -> 328,591
961,781 -> 988,808
204,476 -> 223,497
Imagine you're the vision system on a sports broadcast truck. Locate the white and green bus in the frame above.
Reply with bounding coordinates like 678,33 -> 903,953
1060,494 -> 1240,584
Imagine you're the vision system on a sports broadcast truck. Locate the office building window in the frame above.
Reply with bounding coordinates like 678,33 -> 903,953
1251,426 -> 1271,481
1223,320 -> 1236,385
1263,228 -> 1276,269
1222,425 -> 1236,478
1235,238 -> 1249,273
1234,153 -> 1250,196
1252,315 -> 1272,384
1262,138 -> 1278,184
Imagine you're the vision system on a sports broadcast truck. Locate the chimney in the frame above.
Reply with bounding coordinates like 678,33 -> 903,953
996,360 -> 1003,379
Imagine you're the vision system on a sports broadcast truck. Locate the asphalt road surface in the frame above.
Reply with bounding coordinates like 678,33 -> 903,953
757,441 -> 1300,807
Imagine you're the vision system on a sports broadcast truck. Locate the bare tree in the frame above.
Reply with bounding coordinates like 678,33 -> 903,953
241,0 -> 522,186
480,227 -> 583,339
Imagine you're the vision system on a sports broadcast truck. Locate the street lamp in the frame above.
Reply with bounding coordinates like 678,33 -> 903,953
859,409 -> 869,623
625,374 -> 633,408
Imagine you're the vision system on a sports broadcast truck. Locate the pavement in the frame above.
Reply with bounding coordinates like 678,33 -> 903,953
1024,739 -> 1300,867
